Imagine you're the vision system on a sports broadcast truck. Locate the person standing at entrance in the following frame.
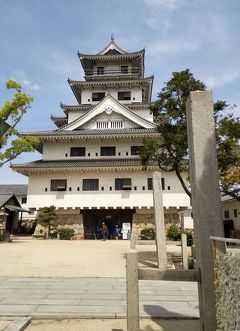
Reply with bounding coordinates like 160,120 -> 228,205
101,222 -> 108,241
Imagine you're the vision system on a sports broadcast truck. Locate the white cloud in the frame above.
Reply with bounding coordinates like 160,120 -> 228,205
143,0 -> 184,10
22,79 -> 40,91
10,70 -> 40,91
205,71 -> 239,89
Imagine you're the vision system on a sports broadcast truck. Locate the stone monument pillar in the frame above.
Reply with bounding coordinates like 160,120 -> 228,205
186,91 -> 225,330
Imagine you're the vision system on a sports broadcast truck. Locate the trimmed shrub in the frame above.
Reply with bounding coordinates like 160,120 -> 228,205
19,221 -> 36,235
57,228 -> 74,240
188,257 -> 196,269
139,227 -> 155,240
167,224 -> 181,241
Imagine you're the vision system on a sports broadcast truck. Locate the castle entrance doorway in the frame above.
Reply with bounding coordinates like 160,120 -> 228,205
82,208 -> 134,239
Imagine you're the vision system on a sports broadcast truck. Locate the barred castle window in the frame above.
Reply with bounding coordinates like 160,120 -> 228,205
115,178 -> 132,190
100,147 -> 116,156
50,179 -> 67,191
118,91 -> 131,100
82,179 -> 99,191
121,66 -> 128,74
70,147 -> 85,157
92,92 -> 105,101
97,67 -> 104,75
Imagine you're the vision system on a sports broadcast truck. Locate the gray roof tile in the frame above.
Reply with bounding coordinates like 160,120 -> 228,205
12,158 -> 158,169
0,185 -> 28,196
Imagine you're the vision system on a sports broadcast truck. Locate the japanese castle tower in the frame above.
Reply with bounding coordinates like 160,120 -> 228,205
13,37 -> 191,238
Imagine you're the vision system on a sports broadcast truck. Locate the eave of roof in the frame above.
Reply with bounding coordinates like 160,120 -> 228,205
18,128 -> 159,140
78,49 -> 144,60
12,158 -> 158,173
68,76 -> 153,87
0,194 -> 21,208
61,103 -> 150,111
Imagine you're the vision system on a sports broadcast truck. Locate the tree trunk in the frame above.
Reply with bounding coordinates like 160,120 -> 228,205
175,167 -> 192,199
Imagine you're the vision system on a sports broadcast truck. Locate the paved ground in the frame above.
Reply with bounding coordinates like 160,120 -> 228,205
0,238 -> 199,330
0,277 -> 199,319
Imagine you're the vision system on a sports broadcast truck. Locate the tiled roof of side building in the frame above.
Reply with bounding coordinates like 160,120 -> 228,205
12,158 -> 158,169
0,184 -> 28,196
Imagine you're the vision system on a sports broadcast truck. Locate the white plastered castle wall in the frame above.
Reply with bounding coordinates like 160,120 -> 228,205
26,170 -> 190,210
43,138 -> 147,160
81,87 -> 142,105
68,110 -> 87,123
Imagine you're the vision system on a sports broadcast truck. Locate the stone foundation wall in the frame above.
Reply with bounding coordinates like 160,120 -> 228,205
33,208 -> 84,239
132,207 -> 181,237
33,207 -> 181,240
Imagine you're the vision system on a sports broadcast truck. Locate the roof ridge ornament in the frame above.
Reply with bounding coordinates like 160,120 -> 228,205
111,33 -> 114,42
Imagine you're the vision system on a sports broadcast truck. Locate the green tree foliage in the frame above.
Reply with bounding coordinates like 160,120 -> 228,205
0,80 -> 39,166
141,69 -> 240,200
38,205 -> 58,239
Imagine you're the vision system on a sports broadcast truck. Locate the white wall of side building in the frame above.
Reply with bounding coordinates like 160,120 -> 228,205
26,170 -> 190,210
222,199 -> 240,230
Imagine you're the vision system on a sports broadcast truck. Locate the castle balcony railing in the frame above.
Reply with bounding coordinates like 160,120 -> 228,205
85,68 -> 141,80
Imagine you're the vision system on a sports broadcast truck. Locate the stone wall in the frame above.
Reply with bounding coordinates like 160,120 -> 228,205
33,207 -> 181,239
215,249 -> 240,330
33,208 -> 84,239
132,207 -> 180,237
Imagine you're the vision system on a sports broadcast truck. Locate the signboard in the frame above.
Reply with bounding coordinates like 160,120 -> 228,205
121,222 -> 131,240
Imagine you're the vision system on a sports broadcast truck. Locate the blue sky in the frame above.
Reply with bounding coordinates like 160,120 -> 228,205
0,0 -> 240,184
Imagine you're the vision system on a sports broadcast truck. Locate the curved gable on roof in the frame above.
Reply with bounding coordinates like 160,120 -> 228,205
98,39 -> 126,55
59,95 -> 155,131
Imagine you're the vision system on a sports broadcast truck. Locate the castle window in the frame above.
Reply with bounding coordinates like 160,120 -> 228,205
115,178 -> 132,190
234,209 -> 238,218
224,210 -> 230,219
147,178 -> 153,190
162,178 -> 166,190
121,66 -> 128,74
118,91 -> 131,101
82,179 -> 99,191
97,67 -> 104,75
51,179 -> 67,191
22,197 -> 27,204
92,92 -> 105,101
101,146 -> 116,156
147,177 -> 165,190
70,147 -> 85,157
131,146 -> 143,155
